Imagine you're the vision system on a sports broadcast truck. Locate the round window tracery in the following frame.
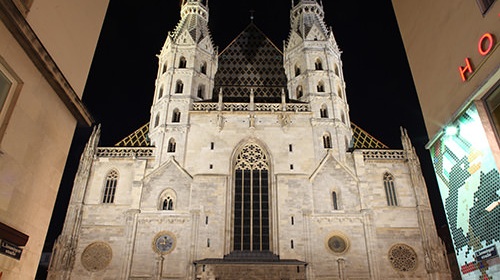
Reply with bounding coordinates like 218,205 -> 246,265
81,242 -> 112,272
388,244 -> 418,272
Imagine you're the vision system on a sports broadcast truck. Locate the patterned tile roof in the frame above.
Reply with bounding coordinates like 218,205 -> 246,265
213,23 -> 288,102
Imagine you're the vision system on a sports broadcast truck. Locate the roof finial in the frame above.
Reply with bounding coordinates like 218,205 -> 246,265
250,9 -> 255,22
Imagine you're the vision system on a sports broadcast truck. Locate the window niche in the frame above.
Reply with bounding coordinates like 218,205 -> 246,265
167,138 -> 176,153
323,133 -> 332,149
315,58 -> 323,70
179,56 -> 187,68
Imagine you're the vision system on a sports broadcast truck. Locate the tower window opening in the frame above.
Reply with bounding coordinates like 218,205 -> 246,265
168,138 -> 176,153
179,56 -> 187,68
154,114 -> 160,128
211,142 -> 215,150
332,191 -> 339,210
320,104 -> 328,118
198,85 -> 205,99
162,63 -> 167,74
200,62 -> 207,74
102,170 -> 118,204
295,65 -> 301,77
323,133 -> 332,149
317,81 -> 325,93
291,240 -> 294,249
296,85 -> 303,99
175,80 -> 184,93
158,86 -> 164,99
384,173 -> 398,206
172,109 -> 181,123
334,64 -> 340,76
289,144 -> 293,152
315,59 -> 323,70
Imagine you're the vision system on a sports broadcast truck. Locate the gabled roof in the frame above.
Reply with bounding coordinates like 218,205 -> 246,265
213,23 -> 288,102
114,122 -> 389,150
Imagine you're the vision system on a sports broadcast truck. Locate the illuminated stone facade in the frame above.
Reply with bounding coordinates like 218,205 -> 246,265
49,0 -> 450,279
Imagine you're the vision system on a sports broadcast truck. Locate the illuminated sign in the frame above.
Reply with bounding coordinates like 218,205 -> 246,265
459,32 -> 496,82
475,245 -> 498,262
0,239 -> 22,260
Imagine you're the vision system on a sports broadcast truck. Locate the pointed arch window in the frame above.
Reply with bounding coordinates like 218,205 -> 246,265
200,62 -> 207,74
233,143 -> 270,252
102,170 -> 118,204
317,81 -> 325,93
323,133 -> 332,149
179,56 -> 187,68
320,104 -> 328,118
168,138 -> 176,153
332,191 -> 339,210
315,58 -> 323,70
175,80 -> 184,93
159,189 -> 176,211
384,173 -> 398,206
295,64 -> 301,77
172,108 -> 181,123
162,63 -> 167,74
296,85 -> 303,99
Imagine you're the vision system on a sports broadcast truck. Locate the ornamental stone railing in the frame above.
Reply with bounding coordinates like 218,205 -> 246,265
192,102 -> 310,112
362,150 -> 406,161
96,147 -> 154,158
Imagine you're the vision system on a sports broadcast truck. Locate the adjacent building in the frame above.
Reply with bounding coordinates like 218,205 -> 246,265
0,0 -> 108,279
49,1 -> 451,279
392,0 -> 500,279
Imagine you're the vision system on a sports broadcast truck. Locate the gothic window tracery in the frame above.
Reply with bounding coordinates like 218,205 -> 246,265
384,172 -> 398,206
172,109 -> 181,123
102,170 -> 118,204
233,143 -> 270,252
323,133 -> 332,149
179,56 -> 187,68
168,138 -> 176,153
175,80 -> 184,93
159,189 -> 176,211
162,196 -> 174,210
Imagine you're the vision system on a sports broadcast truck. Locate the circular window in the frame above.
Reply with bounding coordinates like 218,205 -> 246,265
152,231 -> 176,255
81,242 -> 112,272
388,244 -> 418,272
327,234 -> 349,254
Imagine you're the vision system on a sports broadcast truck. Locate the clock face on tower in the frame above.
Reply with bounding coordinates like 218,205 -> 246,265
153,232 -> 176,254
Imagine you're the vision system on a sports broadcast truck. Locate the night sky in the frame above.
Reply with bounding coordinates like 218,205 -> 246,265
45,0 -> 449,249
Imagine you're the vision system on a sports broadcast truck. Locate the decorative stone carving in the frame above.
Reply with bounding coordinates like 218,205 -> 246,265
81,242 -> 112,272
388,244 -> 418,272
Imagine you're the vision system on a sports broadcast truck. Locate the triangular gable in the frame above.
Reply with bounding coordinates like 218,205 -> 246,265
309,150 -> 359,182
144,156 -> 193,182
305,24 -> 326,41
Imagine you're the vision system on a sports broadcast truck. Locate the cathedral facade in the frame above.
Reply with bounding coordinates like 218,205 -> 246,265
48,1 -> 451,279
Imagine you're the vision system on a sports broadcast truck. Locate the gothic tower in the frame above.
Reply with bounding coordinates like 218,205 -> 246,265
284,0 -> 352,161
149,0 -> 217,166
